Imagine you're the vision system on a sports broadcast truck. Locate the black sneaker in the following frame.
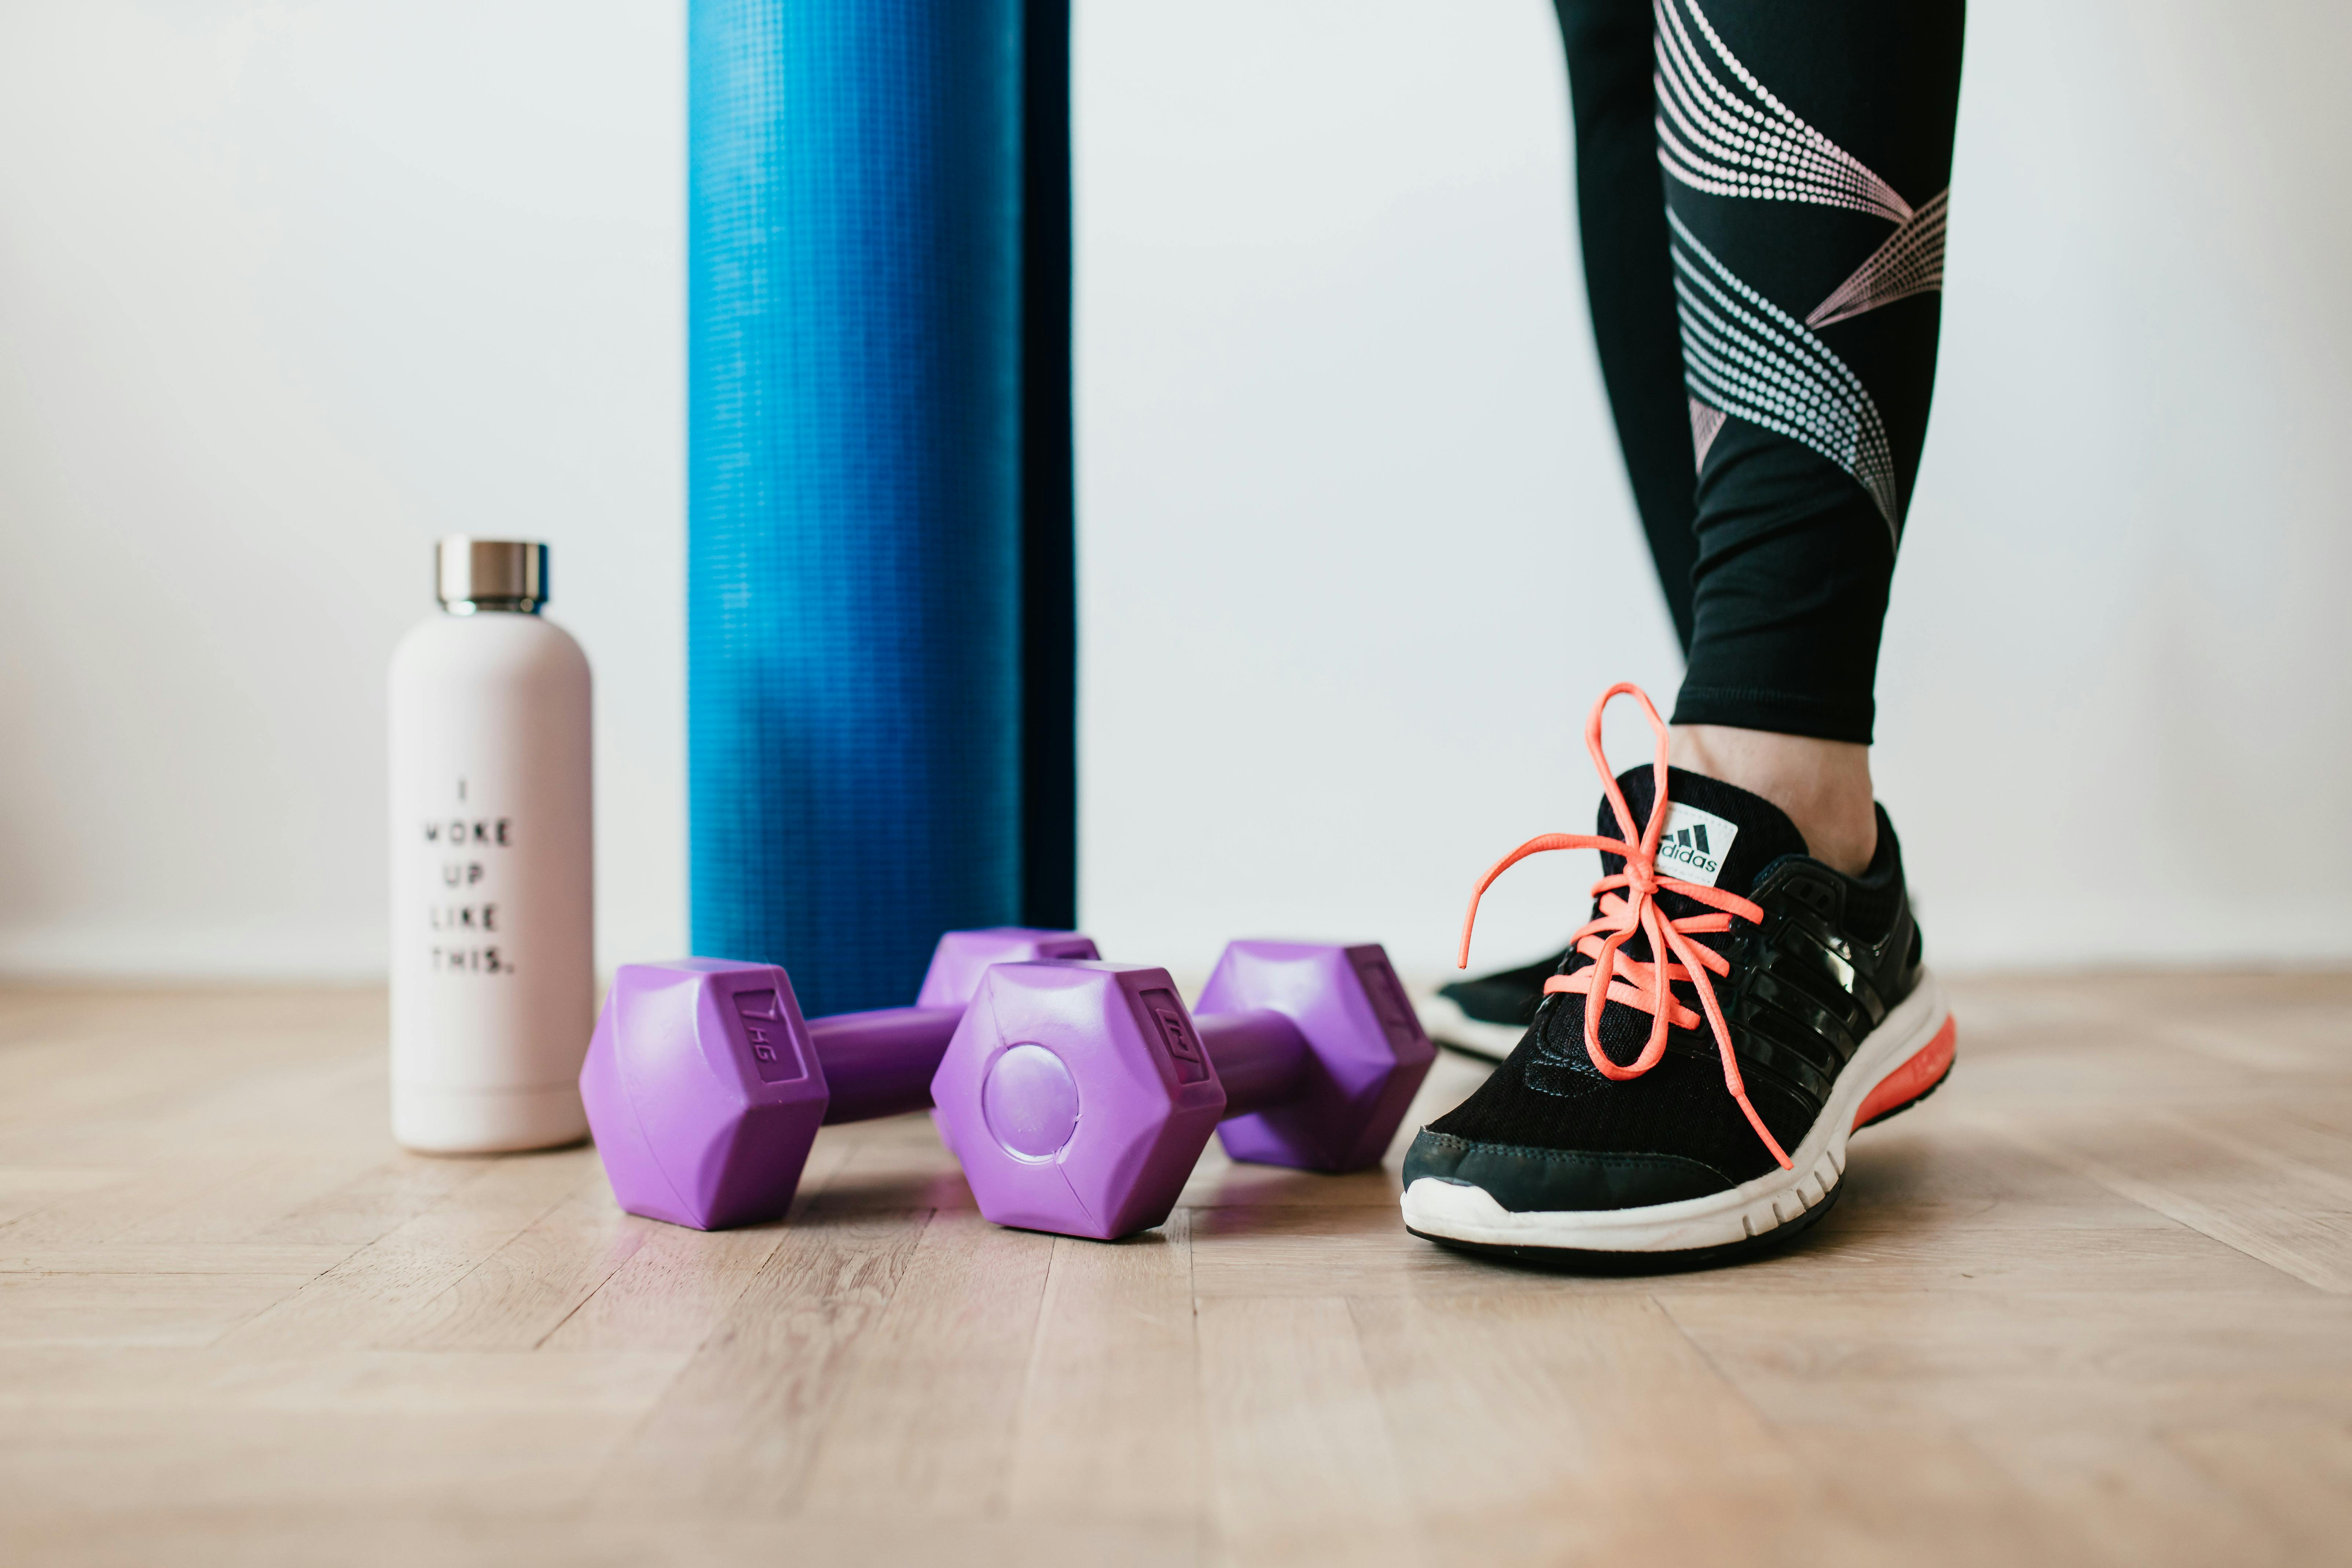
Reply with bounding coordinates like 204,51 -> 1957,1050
1400,685 -> 1955,1267
1417,947 -> 1569,1062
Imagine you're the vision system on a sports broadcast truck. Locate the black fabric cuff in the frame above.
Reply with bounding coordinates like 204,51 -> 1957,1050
1669,685 -> 1876,746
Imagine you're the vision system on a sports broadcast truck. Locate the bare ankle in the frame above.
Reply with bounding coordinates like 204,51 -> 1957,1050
1668,724 -> 1878,876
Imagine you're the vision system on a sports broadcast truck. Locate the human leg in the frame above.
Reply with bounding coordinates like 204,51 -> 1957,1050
1425,0 -> 1956,1057
1405,0 -> 1965,1263
1662,0 -> 1964,741
1553,0 -> 1701,647
1660,0 -> 1962,870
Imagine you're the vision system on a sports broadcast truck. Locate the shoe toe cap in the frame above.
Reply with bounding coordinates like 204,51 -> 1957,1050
1402,1128 -> 1733,1213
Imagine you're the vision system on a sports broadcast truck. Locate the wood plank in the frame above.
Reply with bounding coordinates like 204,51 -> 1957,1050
246,1152 -> 496,1249
0,1398 -> 664,1520
2156,1000 -> 2352,1077
1008,1210 -> 1200,1526
1195,1296 -> 1416,1568
0,1168 -> 135,1230
390,1186 -> 656,1351
0,1272 -> 315,1347
0,1344 -> 686,1415
1979,1428 -> 2309,1568
596,1202 -> 930,1514
1657,1288 -> 2352,1431
0,1244 -> 352,1275
1351,1290 -> 1779,1562
1773,1424 -> 2092,1566
103,1145 -> 401,1252
1178,1146 -> 1406,1211
221,1150 -> 596,1354
1970,1108 -> 2352,1293
0,1154 -> 277,1249
4,1511 -> 1200,1568
539,1218 -> 785,1353
1189,1164 -> 2302,1300
797,1210 -> 1058,1515
802,1112 -> 973,1215
2169,1421 -> 2352,1560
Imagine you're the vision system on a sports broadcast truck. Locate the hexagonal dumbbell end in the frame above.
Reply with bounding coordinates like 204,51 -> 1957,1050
582,929 -> 1100,1231
913,927 -> 1100,1008
579,959 -> 825,1231
930,962 -> 1226,1240
932,943 -> 1436,1241
1202,940 -> 1435,1172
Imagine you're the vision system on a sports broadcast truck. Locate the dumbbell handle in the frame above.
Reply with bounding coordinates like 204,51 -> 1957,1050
812,970 -> 1314,1128
808,1006 -> 963,1124
799,927 -> 1101,1127
1193,1007 -> 1312,1119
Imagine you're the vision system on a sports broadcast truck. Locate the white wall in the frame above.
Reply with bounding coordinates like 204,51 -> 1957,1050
0,0 -> 685,977
2,0 -> 2348,984
1076,0 -> 2352,974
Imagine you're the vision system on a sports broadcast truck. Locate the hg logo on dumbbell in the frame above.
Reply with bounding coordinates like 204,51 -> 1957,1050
730,990 -> 806,1083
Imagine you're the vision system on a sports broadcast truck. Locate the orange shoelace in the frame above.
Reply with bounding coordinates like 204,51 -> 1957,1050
1457,682 -> 1792,1169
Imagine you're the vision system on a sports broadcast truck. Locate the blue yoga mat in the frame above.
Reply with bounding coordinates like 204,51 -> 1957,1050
689,0 -> 1052,1017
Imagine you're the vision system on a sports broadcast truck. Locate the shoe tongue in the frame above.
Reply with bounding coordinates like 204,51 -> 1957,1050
1596,764 -> 1809,899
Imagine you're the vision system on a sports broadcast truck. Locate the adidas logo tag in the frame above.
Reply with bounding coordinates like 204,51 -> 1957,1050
1656,801 -> 1740,888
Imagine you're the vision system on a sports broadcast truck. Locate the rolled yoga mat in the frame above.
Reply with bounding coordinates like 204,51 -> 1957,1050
689,0 -> 1075,1018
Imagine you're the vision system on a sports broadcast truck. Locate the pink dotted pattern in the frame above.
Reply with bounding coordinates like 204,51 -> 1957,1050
1689,399 -> 1728,469
1654,0 -> 1912,225
1806,189 -> 1950,330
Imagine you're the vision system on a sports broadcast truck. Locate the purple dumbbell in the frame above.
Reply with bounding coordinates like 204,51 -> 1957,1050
929,940 -> 1436,1240
580,928 -> 1098,1230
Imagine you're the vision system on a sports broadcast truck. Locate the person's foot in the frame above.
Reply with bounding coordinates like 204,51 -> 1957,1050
1399,683 -> 1955,1268
1417,948 -> 1568,1063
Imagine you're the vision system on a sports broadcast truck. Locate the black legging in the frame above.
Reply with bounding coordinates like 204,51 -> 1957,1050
1555,0 -> 1965,744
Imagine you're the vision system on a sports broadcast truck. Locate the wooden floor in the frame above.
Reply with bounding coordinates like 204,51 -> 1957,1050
1,973 -> 2350,1566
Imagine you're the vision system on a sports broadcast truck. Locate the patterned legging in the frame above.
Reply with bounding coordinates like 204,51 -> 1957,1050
1555,0 -> 1965,743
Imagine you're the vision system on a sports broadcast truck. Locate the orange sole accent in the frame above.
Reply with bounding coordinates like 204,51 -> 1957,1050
1852,1014 -> 1957,1130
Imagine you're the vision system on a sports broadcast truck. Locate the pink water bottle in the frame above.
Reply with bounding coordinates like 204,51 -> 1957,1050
387,537 -> 595,1152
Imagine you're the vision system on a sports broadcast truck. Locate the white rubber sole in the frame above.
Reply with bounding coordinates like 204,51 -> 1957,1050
1401,969 -> 1952,1254
1413,994 -> 1525,1063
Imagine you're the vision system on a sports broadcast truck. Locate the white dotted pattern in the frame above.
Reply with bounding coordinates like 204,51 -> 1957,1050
1806,188 -> 1950,329
1670,209 -> 1901,539
1654,0 -> 1912,225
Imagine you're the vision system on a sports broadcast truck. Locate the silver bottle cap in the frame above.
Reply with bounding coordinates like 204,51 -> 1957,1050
436,536 -> 548,613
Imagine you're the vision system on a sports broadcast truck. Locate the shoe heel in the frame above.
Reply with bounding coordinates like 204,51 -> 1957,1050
1852,1014 -> 1957,1131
